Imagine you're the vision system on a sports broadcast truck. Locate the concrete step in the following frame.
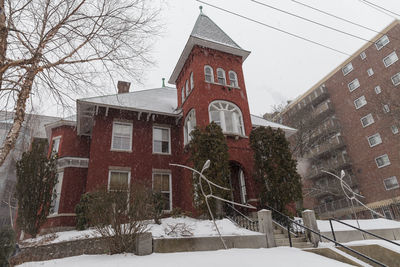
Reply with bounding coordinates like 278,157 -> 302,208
276,241 -> 314,249
273,233 -> 286,239
275,237 -> 307,243
273,229 -> 281,234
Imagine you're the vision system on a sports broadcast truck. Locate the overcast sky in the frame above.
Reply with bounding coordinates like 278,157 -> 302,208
36,0 -> 400,117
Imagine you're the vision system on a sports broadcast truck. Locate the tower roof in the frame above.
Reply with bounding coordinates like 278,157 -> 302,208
169,12 -> 250,84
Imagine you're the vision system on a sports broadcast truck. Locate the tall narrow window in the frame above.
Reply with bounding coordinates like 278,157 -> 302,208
239,169 -> 247,204
383,104 -> 390,113
50,172 -> 64,215
204,65 -> 214,83
209,101 -> 245,135
184,109 -> 196,145
181,87 -> 185,102
391,125 -> 399,134
190,72 -> 194,90
111,122 -> 132,151
216,68 -> 226,84
108,170 -> 130,191
153,172 -> 172,211
229,71 -> 238,87
185,80 -> 189,96
360,51 -> 366,60
367,68 -> 374,76
374,86 -> 382,94
153,126 -> 170,154
52,136 -> 61,155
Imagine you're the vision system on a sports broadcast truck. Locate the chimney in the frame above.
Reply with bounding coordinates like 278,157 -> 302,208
117,81 -> 131,94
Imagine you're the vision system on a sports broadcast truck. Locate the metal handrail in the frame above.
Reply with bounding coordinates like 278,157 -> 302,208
329,218 -> 400,248
264,205 -> 387,267
227,204 -> 255,222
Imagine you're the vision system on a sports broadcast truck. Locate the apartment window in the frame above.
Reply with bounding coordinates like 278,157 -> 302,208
185,80 -> 189,96
367,133 -> 382,147
384,176 -> 399,190
375,154 -> 390,168
391,72 -> 400,86
348,79 -> 360,92
153,126 -> 170,154
375,35 -> 389,50
229,71 -> 238,87
50,172 -> 64,215
153,172 -> 172,211
209,100 -> 245,135
181,87 -> 185,102
342,62 -> 353,76
51,136 -> 61,155
216,68 -> 226,84
184,109 -> 196,145
383,104 -> 390,113
108,170 -> 130,191
391,125 -> 399,134
360,113 -> 374,127
367,68 -> 374,76
374,86 -> 381,94
354,95 -> 367,109
190,72 -> 194,90
204,65 -> 214,83
383,51 -> 398,67
111,122 -> 132,151
360,51 -> 366,60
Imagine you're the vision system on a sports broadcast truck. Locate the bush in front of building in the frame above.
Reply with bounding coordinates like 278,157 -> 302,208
0,226 -> 16,267
75,193 -> 93,230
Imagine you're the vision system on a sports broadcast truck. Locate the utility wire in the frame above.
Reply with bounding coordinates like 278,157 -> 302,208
358,0 -> 397,19
360,0 -> 400,18
195,0 -> 350,56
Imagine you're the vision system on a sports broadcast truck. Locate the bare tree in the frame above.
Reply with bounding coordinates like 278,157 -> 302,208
0,0 -> 161,167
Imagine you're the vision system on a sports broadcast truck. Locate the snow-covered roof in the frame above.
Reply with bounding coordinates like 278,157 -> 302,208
169,13 -> 250,84
250,114 -> 297,137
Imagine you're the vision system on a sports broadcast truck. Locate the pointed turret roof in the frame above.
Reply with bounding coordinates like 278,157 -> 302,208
169,11 -> 250,84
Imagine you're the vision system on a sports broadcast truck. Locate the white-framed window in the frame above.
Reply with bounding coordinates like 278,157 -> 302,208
375,154 -> 390,168
367,133 -> 382,147
383,51 -> 398,67
360,113 -> 374,127
348,79 -> 360,92
375,35 -> 389,50
181,86 -> 185,102
354,95 -> 367,109
360,51 -> 366,60
153,126 -> 171,154
190,72 -> 194,90
204,65 -> 214,83
51,136 -> 61,155
383,104 -> 390,113
108,170 -> 130,191
111,121 -> 132,151
391,72 -> 400,86
391,125 -> 399,134
184,109 -> 196,145
384,176 -> 399,190
239,169 -> 247,204
50,172 -> 64,215
367,68 -> 374,76
229,70 -> 238,87
374,85 -> 382,94
185,80 -> 189,96
153,172 -> 172,211
209,101 -> 245,135
216,68 -> 226,84
342,62 -> 353,76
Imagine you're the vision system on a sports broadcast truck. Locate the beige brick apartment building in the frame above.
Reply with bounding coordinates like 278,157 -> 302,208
276,20 -> 400,219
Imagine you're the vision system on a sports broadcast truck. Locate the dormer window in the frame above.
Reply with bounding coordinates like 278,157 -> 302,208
204,65 -> 214,83
229,71 -> 238,87
190,72 -> 194,90
217,68 -> 226,84
209,100 -> 244,135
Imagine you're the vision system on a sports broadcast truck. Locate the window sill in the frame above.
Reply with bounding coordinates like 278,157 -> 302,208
153,152 -> 172,156
110,149 -> 132,153
47,213 -> 76,218
205,81 -> 240,90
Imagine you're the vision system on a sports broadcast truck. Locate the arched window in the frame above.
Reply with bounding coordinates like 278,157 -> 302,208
216,68 -> 226,84
209,101 -> 244,135
190,72 -> 194,90
185,80 -> 189,96
181,86 -> 185,102
184,109 -> 196,145
204,65 -> 214,83
229,71 -> 238,87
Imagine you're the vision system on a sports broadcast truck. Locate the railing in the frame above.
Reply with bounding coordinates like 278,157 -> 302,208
264,205 -> 387,267
225,204 -> 259,232
329,218 -> 400,249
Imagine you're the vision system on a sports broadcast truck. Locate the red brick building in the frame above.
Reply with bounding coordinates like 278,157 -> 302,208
277,21 -> 400,219
43,12 -> 295,229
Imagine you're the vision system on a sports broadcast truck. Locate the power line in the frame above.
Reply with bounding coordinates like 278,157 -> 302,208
195,0 -> 350,56
359,0 -> 400,18
358,0 -> 398,19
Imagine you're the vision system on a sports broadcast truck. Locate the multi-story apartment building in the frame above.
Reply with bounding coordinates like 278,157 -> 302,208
276,20 -> 400,219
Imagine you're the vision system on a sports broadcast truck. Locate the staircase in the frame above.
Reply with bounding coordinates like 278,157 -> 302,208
272,223 -> 314,249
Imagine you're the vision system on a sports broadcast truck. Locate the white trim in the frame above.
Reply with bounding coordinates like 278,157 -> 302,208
228,70 -> 238,87
360,51 -> 366,60
375,35 -> 389,50
360,113 -> 374,128
209,100 -> 245,136
383,51 -> 398,67
354,95 -> 367,109
374,86 -> 382,94
348,79 -> 360,92
190,72 -> 194,90
367,68 -> 374,77
47,213 -> 76,218
184,109 -> 196,145
152,171 -> 172,212
152,126 -> 171,155
108,169 -> 131,191
51,136 -> 61,154
391,125 -> 399,134
391,72 -> 400,86
375,154 -> 391,168
204,65 -> 214,83
216,68 -> 226,85
367,133 -> 382,147
383,176 -> 399,190
111,121 -> 133,152
57,157 -> 89,169
342,62 -> 353,76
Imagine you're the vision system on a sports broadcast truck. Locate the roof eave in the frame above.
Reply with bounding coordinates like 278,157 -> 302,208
168,36 -> 251,85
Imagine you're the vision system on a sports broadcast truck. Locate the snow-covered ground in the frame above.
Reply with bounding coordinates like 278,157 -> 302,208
320,239 -> 400,254
17,248 -> 354,267
21,217 -> 260,247
317,218 -> 400,232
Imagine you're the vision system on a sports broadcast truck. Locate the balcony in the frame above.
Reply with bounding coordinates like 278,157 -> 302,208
311,100 -> 334,122
311,174 -> 358,198
309,119 -> 341,144
306,153 -> 351,180
308,85 -> 329,106
305,135 -> 345,159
